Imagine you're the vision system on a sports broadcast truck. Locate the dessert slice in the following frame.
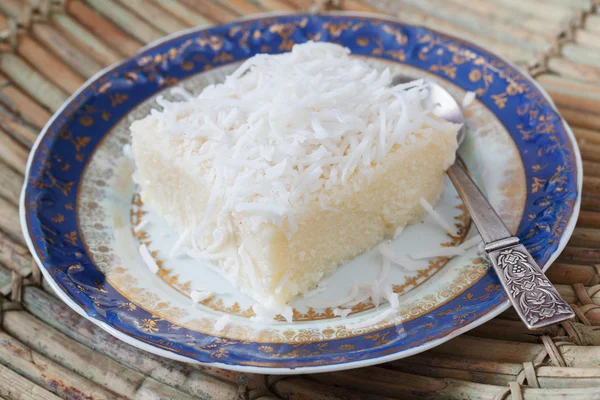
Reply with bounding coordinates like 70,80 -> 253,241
131,42 -> 459,311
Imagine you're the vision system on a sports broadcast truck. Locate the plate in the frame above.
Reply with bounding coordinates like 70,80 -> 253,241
21,13 -> 581,373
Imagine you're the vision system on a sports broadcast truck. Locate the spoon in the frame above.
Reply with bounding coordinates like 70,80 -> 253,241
393,75 -> 574,329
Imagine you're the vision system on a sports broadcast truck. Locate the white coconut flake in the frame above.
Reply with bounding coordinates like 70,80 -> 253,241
378,241 -> 422,271
235,203 -> 287,226
343,292 -> 371,308
139,244 -> 159,274
477,241 -> 486,255
214,315 -> 230,331
378,257 -> 391,285
131,170 -> 140,185
122,144 -> 133,159
334,307 -> 352,318
393,225 -> 405,239
371,280 -> 380,307
462,91 -> 476,107
345,308 -> 396,330
419,197 -> 458,236
410,246 -> 466,260
239,244 -> 262,293
170,228 -> 190,258
306,282 -> 359,309
251,303 -> 278,323
383,283 -> 399,308
281,306 -> 293,322
170,85 -> 193,100
460,234 -> 483,251
274,270 -> 291,294
133,218 -> 150,233
190,289 -> 213,303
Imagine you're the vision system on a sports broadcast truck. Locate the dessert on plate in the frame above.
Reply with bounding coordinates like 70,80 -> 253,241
130,41 -> 459,312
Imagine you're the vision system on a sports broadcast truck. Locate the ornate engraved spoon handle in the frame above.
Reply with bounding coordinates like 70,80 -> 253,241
447,158 -> 574,329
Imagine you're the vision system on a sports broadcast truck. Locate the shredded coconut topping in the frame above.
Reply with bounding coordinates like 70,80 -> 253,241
419,197 -> 458,236
334,307 -> 352,318
306,281 -> 359,309
281,306 -> 294,323
133,218 -> 150,233
274,270 -> 291,294
393,225 -> 405,239
190,289 -> 213,303
345,308 -> 396,330
214,315 -> 230,331
410,246 -> 466,260
378,241 -> 422,271
460,234 -> 482,250
122,144 -> 133,159
370,280 -> 381,307
477,241 -> 486,255
133,42 -> 434,239
462,91 -> 476,107
251,303 -> 277,323
382,283 -> 400,308
378,257 -> 391,285
170,228 -> 190,258
139,244 -> 159,274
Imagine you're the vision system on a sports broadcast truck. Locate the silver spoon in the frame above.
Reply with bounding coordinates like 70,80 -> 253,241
392,75 -> 574,329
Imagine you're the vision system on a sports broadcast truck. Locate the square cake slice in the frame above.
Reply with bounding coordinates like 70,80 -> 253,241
131,42 -> 459,311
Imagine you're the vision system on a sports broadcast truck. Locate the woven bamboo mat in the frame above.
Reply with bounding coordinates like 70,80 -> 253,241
0,0 -> 599,399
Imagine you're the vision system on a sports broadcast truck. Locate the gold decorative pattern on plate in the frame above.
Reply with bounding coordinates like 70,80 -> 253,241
76,60 -> 528,343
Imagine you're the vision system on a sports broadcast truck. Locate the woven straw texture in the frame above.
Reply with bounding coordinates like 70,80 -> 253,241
0,0 -> 599,399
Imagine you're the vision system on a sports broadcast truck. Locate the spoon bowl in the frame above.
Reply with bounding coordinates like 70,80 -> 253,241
392,75 -> 466,145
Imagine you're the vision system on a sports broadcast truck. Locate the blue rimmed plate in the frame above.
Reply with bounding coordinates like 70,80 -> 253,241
20,12 -> 581,373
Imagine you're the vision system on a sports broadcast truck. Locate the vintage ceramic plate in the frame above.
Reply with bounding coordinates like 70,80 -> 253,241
21,13 -> 581,373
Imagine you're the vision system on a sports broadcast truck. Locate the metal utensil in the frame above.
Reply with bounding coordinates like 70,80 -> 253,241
392,75 -> 575,329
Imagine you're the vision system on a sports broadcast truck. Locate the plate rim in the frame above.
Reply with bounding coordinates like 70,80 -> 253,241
19,11 -> 583,374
